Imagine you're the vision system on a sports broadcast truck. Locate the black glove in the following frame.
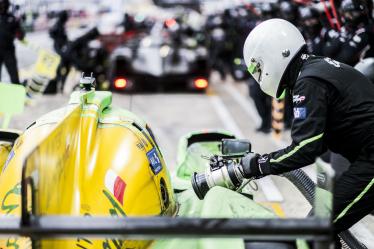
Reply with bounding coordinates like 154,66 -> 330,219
240,153 -> 259,178
241,153 -> 272,178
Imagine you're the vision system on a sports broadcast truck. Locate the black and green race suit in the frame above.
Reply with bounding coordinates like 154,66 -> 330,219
248,55 -> 374,235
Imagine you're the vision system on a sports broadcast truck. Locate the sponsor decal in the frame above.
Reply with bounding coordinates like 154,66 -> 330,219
294,107 -> 307,120
301,54 -> 309,60
2,150 -> 15,173
6,238 -> 21,249
324,58 -> 341,68
258,155 -> 269,164
1,183 -> 22,248
293,95 -> 306,104
76,236 -> 93,249
147,148 -> 162,174
141,138 -> 148,147
102,190 -> 126,249
1,183 -> 21,214
105,169 -> 126,206
318,173 -> 327,185
136,142 -> 145,151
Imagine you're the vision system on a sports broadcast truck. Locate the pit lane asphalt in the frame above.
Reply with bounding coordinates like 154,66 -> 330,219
5,31 -> 374,247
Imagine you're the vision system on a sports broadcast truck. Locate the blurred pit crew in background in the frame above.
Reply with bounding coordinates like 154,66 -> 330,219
299,6 -> 325,55
48,10 -> 112,94
318,0 -> 374,177
245,2 -> 279,133
323,0 -> 374,65
206,12 -> 228,80
279,0 -> 299,25
47,10 -> 70,93
0,0 -> 24,84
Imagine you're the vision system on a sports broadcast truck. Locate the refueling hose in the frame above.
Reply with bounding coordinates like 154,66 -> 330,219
283,169 -> 315,205
283,169 -> 367,249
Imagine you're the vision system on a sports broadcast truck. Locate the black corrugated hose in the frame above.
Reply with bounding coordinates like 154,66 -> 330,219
283,169 -> 367,249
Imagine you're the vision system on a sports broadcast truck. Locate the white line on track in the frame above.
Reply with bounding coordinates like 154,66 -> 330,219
223,83 -> 262,128
209,93 -> 284,202
222,83 -> 284,202
209,95 -> 244,138
256,177 -> 284,202
224,83 -> 289,148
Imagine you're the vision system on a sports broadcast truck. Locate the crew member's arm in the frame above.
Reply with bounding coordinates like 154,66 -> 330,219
243,78 -> 329,177
322,29 -> 343,58
335,28 -> 369,65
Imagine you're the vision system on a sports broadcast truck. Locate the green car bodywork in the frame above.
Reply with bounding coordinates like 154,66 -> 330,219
153,131 -> 310,249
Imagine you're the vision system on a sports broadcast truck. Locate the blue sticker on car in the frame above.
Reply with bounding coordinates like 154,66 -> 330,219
147,148 -> 162,174
294,107 -> 307,120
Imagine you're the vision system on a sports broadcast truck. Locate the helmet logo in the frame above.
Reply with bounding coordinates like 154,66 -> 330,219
247,58 -> 263,82
247,58 -> 257,74
301,54 -> 310,60
282,49 -> 290,58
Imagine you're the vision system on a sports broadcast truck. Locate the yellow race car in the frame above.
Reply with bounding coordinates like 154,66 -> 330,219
0,75 -> 334,249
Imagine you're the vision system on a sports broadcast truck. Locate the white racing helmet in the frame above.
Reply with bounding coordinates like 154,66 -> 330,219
243,19 -> 306,98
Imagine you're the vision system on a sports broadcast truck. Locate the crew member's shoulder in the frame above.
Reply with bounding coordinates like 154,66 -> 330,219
295,55 -> 335,87
294,74 -> 327,89
300,55 -> 344,72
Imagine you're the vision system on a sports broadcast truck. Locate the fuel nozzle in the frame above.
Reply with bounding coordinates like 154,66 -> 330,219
191,156 -> 246,200
80,72 -> 96,91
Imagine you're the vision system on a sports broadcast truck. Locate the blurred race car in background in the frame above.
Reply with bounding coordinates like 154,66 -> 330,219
109,7 -> 210,92
98,12 -> 155,53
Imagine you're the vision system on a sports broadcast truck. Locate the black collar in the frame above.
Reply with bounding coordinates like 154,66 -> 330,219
279,53 -> 306,97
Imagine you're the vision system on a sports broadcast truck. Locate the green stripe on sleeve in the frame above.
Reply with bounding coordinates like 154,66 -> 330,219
334,177 -> 374,223
270,133 -> 324,163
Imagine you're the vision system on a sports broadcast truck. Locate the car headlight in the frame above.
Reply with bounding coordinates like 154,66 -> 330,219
141,37 -> 152,47
160,45 -> 170,58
